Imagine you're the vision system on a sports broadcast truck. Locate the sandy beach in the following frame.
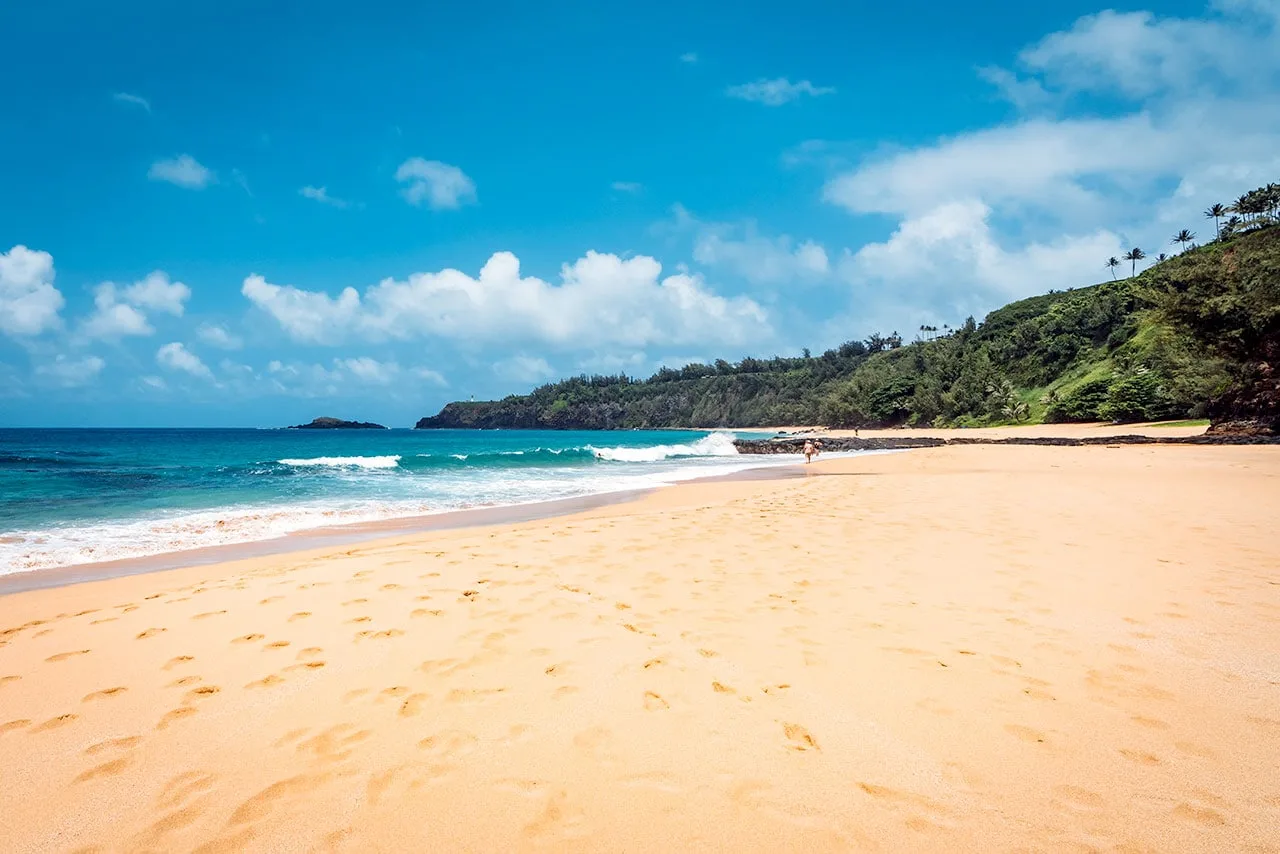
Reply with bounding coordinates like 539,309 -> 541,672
1,442 -> 1278,852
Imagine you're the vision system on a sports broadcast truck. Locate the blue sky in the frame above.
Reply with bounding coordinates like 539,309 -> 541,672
2,0 -> 1277,427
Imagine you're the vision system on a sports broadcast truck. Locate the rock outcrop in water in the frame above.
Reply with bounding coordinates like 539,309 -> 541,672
288,417 -> 388,430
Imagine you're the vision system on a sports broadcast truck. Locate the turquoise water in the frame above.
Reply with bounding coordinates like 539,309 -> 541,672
0,428 -> 791,573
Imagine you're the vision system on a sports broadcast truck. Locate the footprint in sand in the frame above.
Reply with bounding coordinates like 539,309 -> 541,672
288,612 -> 311,622
82,686 -> 128,702
162,656 -> 195,670
264,641 -> 290,649
31,713 -> 79,733
347,616 -> 372,624
156,706 -> 198,730
1119,748 -> 1162,766
296,647 -> 324,660
136,628 -> 167,639
782,723 -> 819,751
762,684 -> 791,695
711,681 -> 736,694
193,611 -> 226,620
411,609 -> 444,618
284,661 -> 326,672
399,694 -> 428,717
85,735 -> 141,755
259,596 -> 283,605
1,719 -> 32,735
46,649 -> 91,662
167,676 -> 202,687
231,634 -> 264,644
643,691 -> 669,711
185,686 -> 221,701
75,757 -> 133,783
1172,802 -> 1227,826
0,675 -> 22,687
246,674 -> 286,689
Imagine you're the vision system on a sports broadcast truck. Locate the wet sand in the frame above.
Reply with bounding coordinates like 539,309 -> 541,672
1,444 -> 1277,852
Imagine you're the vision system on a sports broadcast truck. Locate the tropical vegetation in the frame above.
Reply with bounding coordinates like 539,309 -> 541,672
417,181 -> 1280,432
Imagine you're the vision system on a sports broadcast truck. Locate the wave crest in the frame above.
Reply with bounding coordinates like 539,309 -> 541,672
588,432 -> 739,463
277,455 -> 402,469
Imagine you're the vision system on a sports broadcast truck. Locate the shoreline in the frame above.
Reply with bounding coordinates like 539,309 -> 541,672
0,458 -> 810,597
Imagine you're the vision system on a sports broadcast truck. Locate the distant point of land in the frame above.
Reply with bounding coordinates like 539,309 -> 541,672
287,417 -> 388,430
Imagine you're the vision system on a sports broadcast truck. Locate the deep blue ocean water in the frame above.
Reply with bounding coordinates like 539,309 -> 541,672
0,428 -> 791,574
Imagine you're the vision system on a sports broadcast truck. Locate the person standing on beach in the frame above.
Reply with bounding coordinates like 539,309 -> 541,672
803,440 -> 816,463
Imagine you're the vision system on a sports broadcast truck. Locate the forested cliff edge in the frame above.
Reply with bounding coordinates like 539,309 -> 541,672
418,193 -> 1280,434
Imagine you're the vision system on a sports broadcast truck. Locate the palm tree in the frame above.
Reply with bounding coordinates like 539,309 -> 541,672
1122,247 -> 1146,277
1106,256 -> 1120,280
1205,204 -> 1226,238
1172,229 -> 1195,252
1155,253 -> 1168,263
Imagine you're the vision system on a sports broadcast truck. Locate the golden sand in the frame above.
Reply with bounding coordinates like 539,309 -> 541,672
1,443 -> 1277,852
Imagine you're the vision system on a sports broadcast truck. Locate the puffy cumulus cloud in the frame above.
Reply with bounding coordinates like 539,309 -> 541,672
122,272 -> 190,316
726,78 -> 835,106
197,324 -> 242,350
81,272 -> 191,340
395,158 -> 477,210
1005,3 -> 1280,102
840,201 -> 1125,310
148,154 -> 213,189
156,342 -> 214,380
241,251 -> 771,352
82,285 -> 153,339
0,245 -> 64,336
35,355 -> 105,387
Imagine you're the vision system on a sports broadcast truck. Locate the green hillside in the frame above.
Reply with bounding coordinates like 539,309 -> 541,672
418,195 -> 1279,433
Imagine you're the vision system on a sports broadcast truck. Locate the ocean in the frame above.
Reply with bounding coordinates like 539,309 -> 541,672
0,428 -> 797,575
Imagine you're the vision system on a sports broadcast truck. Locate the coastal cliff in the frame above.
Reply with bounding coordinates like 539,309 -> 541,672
415,217 -> 1278,435
288,417 -> 388,430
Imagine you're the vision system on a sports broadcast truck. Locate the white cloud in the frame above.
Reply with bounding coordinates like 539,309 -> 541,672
1006,5 -> 1280,101
841,201 -> 1125,307
300,186 -> 349,208
726,78 -> 835,106
197,324 -> 243,350
0,245 -> 64,337
81,272 -> 190,339
35,355 -> 105,387
680,52 -> 698,63
611,181 -> 643,193
82,285 -> 153,339
148,155 -> 213,189
156,342 -> 213,380
112,92 -> 151,112
494,355 -> 555,383
395,158 -> 477,210
242,251 -> 770,352
334,356 -> 396,385
122,271 -> 190,315
140,375 -> 167,390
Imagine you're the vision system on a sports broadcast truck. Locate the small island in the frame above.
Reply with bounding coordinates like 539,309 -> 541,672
287,417 -> 388,430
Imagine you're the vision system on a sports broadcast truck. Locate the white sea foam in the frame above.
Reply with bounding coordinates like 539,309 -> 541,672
588,431 -> 739,462
278,455 -> 401,469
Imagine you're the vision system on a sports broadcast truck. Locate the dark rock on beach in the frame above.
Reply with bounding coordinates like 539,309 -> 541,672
288,417 -> 388,430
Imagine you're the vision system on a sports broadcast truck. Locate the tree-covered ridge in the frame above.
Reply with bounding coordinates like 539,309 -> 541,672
417,183 -> 1279,432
